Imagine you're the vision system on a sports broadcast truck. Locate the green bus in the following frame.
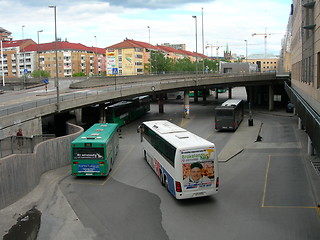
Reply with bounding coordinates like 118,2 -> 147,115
105,95 -> 150,126
189,90 -> 210,97
71,123 -> 119,177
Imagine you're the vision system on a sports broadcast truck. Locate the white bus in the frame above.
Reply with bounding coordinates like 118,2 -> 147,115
138,120 -> 219,199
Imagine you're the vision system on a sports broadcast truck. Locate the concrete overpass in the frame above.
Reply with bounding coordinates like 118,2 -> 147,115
0,72 -> 289,136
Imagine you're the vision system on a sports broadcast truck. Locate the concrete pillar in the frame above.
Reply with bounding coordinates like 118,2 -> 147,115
184,90 -> 190,119
203,91 -> 207,101
228,87 -> 232,99
194,90 -> 198,103
74,109 -> 82,125
308,136 -> 314,156
298,117 -> 302,130
159,93 -> 164,113
99,104 -> 105,123
268,85 -> 274,111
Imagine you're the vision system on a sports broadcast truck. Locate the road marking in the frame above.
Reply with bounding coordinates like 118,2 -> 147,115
100,144 -> 136,186
261,155 -> 318,214
261,156 -> 271,208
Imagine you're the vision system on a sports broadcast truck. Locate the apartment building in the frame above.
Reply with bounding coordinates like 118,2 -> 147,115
106,39 -> 160,75
0,39 -> 37,78
1,39 -> 106,79
0,27 -> 13,41
106,38 -> 207,75
287,0 -> 320,156
243,58 -> 279,72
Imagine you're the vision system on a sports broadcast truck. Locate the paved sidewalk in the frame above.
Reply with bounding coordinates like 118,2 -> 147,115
218,117 -> 262,162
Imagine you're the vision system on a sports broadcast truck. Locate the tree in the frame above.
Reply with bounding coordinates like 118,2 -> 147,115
150,51 -> 173,74
31,70 -> 50,78
72,72 -> 87,77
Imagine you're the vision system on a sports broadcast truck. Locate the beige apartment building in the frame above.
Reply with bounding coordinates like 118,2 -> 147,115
286,0 -> 320,156
106,39 -> 206,76
24,41 -> 106,78
243,58 -> 279,72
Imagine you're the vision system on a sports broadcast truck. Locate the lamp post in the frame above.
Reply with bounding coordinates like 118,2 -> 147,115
37,30 -> 43,78
147,26 -> 151,74
0,40 -> 5,86
22,25 -> 26,86
192,16 -> 198,77
94,35 -> 97,75
244,39 -> 248,62
201,8 -> 205,74
48,5 -> 60,112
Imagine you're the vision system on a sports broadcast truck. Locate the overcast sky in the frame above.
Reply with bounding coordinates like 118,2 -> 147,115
1,0 -> 292,57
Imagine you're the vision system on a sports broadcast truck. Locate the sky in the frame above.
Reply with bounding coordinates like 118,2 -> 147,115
0,0 -> 293,58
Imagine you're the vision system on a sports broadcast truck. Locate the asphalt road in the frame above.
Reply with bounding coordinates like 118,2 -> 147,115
1,88 -> 319,240
41,95 -> 320,240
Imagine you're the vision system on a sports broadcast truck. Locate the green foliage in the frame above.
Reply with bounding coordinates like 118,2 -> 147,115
149,52 -> 220,73
72,72 -> 87,77
31,70 -> 50,78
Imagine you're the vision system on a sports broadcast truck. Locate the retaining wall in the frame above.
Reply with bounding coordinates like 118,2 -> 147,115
0,123 -> 83,210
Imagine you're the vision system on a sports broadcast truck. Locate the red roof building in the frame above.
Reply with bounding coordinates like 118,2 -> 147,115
1,39 -> 107,78
105,38 -> 208,75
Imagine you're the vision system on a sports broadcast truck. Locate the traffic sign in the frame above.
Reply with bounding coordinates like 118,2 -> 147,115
112,67 -> 118,75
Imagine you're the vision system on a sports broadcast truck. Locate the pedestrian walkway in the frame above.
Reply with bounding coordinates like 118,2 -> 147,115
218,117 -> 262,162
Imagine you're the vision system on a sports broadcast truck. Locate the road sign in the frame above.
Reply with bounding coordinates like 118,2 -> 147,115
112,67 -> 118,75
24,69 -> 28,75
43,78 -> 49,84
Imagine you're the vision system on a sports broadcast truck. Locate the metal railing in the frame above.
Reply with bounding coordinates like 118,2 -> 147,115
0,134 -> 55,158
0,72 -> 278,119
285,81 -> 320,157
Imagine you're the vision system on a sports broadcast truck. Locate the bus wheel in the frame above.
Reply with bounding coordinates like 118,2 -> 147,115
109,159 -> 113,172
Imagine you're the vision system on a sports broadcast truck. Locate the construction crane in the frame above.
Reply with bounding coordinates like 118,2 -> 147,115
252,29 -> 279,58
205,43 -> 223,60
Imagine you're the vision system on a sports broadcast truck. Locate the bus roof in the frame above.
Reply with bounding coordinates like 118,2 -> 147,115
221,99 -> 243,107
72,123 -> 118,144
142,120 -> 214,149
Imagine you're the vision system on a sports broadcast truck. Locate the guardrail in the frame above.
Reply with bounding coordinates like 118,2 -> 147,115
0,134 -> 55,158
0,72 -> 278,119
285,82 -> 320,157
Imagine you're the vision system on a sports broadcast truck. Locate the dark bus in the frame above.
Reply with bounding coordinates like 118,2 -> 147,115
215,99 -> 244,131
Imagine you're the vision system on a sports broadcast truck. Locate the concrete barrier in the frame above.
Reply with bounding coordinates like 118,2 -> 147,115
0,123 -> 83,210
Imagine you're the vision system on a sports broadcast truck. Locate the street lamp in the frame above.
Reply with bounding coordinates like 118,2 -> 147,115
37,30 -> 43,78
0,40 -> 5,86
201,8 -> 205,74
244,40 -> 248,62
147,26 -> 151,74
22,25 -> 26,86
192,16 -> 198,77
48,5 -> 60,112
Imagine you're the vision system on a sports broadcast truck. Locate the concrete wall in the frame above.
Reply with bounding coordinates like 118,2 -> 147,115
0,123 -> 83,210
0,117 -> 42,140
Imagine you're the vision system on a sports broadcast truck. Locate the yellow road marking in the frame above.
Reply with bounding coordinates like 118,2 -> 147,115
261,156 -> 271,208
100,144 -> 136,186
261,155 -> 318,215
